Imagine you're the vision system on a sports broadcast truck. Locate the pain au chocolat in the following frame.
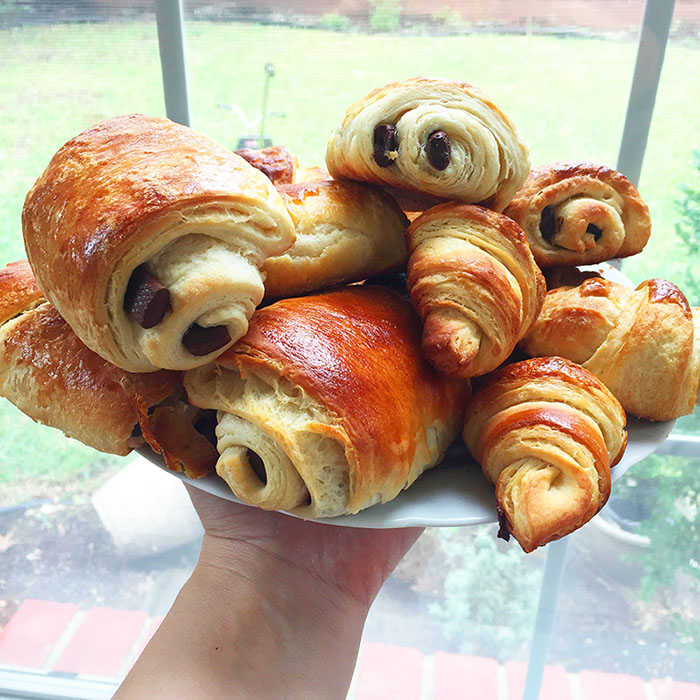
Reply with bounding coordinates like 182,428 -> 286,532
326,77 -> 530,211
184,285 -> 469,518
0,260 -> 217,478
504,161 -> 651,267
22,114 -> 295,373
262,179 -> 409,299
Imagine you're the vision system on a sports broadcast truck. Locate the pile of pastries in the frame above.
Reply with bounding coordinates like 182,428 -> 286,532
3,77 -> 697,553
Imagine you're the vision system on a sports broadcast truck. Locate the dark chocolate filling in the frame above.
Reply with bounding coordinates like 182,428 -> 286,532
124,265 -> 171,329
539,206 -> 556,242
373,123 -> 398,167
182,323 -> 231,356
496,505 -> 512,542
586,223 -> 603,241
427,130 -> 451,170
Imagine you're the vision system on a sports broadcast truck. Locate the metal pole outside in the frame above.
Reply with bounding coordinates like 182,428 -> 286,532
155,0 -> 191,127
521,2 -> 676,697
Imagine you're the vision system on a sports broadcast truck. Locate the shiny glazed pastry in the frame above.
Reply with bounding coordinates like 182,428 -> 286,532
463,357 -> 627,553
406,203 -> 545,378
235,144 -> 332,185
184,285 -> 469,518
0,261 -> 217,476
503,161 -> 651,267
326,77 -> 530,211
262,180 -> 409,299
22,114 -> 296,373
521,276 -> 700,421
235,144 -> 298,185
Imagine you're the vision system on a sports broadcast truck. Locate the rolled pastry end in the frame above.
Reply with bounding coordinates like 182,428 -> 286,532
216,413 -> 311,512
541,198 -> 624,255
118,234 -> 268,371
421,307 -> 481,379
495,457 -> 602,553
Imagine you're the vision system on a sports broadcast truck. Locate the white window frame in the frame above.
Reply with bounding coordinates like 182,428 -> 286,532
152,3 -> 690,699
0,1 -> 691,698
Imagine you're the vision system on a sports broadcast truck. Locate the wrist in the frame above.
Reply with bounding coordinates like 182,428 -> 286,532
183,532 -> 370,699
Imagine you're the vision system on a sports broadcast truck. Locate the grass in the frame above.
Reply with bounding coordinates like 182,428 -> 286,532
1,20 -> 699,494
0,402 -> 126,506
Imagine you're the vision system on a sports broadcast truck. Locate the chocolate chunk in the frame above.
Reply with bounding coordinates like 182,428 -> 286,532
496,505 -> 512,542
427,130 -> 451,170
182,323 -> 231,356
539,206 -> 556,242
373,123 -> 397,167
124,266 -> 171,329
247,449 -> 267,485
586,223 -> 603,241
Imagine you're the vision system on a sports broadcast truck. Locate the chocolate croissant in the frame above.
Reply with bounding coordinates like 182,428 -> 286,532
406,203 -> 545,378
22,114 -> 295,373
503,162 -> 651,267
463,357 -> 627,553
262,180 -> 409,299
325,77 -> 530,211
184,285 -> 469,518
0,261 -> 217,477
521,276 -> 700,421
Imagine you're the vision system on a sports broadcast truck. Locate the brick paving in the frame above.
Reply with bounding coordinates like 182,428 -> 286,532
1,599 -> 699,699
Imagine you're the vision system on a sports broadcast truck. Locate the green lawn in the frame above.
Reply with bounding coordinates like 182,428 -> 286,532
1,20 -> 699,497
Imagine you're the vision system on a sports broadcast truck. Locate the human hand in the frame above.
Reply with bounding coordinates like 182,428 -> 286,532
187,484 -> 424,609
117,486 -> 423,700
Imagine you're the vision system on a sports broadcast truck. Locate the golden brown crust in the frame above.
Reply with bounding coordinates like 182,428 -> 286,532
326,76 -> 530,211
504,161 -> 651,267
136,400 -> 218,478
0,261 -> 215,475
406,203 -> 545,378
463,356 -> 627,552
262,179 -> 409,299
293,165 -> 332,184
522,277 -> 700,421
234,145 -> 298,185
0,305 -> 179,456
0,260 -> 45,326
209,285 -> 469,514
22,113 -> 295,372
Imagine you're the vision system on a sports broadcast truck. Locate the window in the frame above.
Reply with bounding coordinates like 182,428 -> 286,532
1,1 -> 698,698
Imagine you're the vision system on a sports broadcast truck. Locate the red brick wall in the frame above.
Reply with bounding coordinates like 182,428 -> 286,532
87,0 -> 700,32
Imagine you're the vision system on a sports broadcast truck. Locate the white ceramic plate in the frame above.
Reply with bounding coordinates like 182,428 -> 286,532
138,415 -> 674,529
139,264 -> 674,529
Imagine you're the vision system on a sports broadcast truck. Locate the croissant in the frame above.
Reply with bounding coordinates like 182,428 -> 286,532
22,114 -> 295,373
184,285 -> 469,518
521,276 -> 700,421
235,144 -> 332,185
463,357 -> 628,553
406,203 -> 545,378
0,260 -> 217,477
325,77 -> 530,211
261,180 -> 409,299
503,161 -> 651,267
